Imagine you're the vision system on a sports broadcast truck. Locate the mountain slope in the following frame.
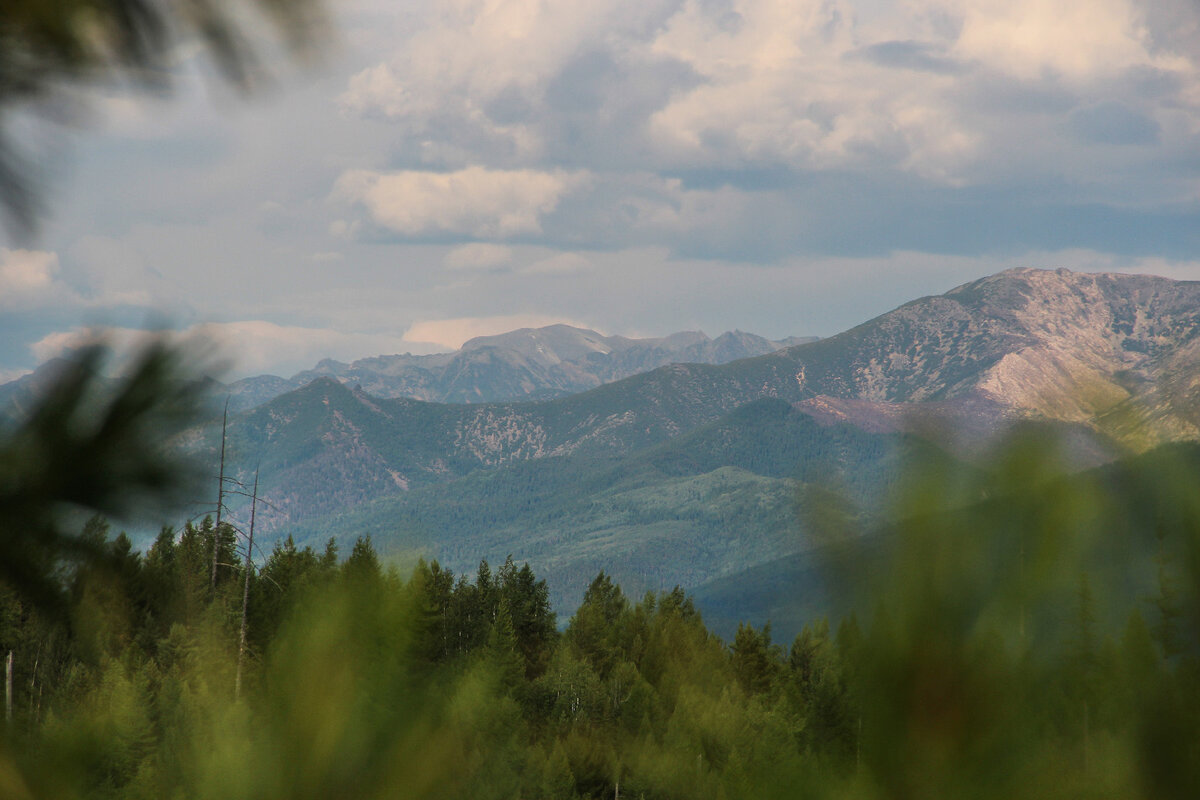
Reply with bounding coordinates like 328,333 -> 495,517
8,267 -> 1197,623
226,325 -> 814,409
201,267 -> 1199,535
775,268 -> 1200,429
276,398 -> 913,611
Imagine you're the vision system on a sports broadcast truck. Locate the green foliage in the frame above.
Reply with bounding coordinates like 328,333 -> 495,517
0,343 -> 201,616
8,349 -> 1200,798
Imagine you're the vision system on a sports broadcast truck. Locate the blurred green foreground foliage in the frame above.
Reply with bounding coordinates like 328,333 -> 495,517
2,344 -> 1200,799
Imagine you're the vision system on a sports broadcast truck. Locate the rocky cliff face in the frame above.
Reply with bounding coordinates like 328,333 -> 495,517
767,268 -> 1200,438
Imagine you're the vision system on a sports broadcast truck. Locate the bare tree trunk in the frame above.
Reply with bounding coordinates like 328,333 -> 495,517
27,649 -> 38,721
211,398 -> 229,592
5,651 -> 12,727
236,469 -> 259,699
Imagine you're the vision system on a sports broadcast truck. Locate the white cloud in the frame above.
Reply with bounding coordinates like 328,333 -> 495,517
337,0 -> 678,159
189,321 -> 428,377
644,0 -> 986,179
945,0 -> 1185,82
444,243 -> 513,270
334,167 -> 589,237
9,0 -> 1200,390
402,314 -> 589,350
0,249 -> 56,293
29,326 -> 156,365
0,249 -> 77,310
328,219 -> 362,240
336,0 -> 1200,192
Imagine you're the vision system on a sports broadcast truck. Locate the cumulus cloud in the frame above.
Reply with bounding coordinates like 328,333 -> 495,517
337,0 -> 1200,193
334,167 -> 589,238
28,326 -> 176,366
945,0 -> 1184,81
402,314 -> 590,350
10,0 -> 1200,386
0,249 -> 77,310
0,249 -> 56,293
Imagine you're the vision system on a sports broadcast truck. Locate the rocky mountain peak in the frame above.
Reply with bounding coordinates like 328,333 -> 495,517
792,267 -> 1200,435
461,325 -> 618,365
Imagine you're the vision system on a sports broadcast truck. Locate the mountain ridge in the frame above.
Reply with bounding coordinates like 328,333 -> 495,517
224,325 -> 816,409
192,267 -> 1200,542
6,267 -> 1198,619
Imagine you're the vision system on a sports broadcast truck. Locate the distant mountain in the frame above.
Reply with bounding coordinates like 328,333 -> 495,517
225,325 -> 815,410
0,359 -> 71,428
160,266 -> 1200,613
10,267 -> 1200,618
776,268 -> 1200,437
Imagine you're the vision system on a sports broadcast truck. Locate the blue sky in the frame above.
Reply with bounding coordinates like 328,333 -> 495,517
3,0 -> 1200,380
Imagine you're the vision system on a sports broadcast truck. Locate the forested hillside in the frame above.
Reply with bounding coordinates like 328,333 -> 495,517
279,397 -> 912,613
4,431 -> 1200,799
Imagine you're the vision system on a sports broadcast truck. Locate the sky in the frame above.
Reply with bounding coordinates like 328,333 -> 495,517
3,0 -> 1200,381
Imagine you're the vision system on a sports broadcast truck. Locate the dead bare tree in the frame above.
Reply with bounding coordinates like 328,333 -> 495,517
236,468 -> 260,700
210,398 -> 229,592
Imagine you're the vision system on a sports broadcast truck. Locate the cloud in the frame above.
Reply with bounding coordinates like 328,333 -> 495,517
945,0 -> 1185,82
444,243 -> 513,270
29,326 -> 161,365
857,41 -> 966,75
188,321 -> 431,377
336,0 -> 1200,194
0,249 -> 77,310
10,0 -> 1200,388
334,167 -> 589,237
402,314 -> 590,350
29,322 -> 433,381
1069,101 -> 1161,146
0,249 -> 57,293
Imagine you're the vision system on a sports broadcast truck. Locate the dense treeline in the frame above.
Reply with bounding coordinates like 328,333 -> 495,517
4,432 -> 1200,800
0,515 -> 855,798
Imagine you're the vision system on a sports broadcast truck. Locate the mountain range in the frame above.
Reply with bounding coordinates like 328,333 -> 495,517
224,326 -> 816,409
7,267 -> 1200,629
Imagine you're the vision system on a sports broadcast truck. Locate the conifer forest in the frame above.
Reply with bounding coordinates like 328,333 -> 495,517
2,344 -> 1200,800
